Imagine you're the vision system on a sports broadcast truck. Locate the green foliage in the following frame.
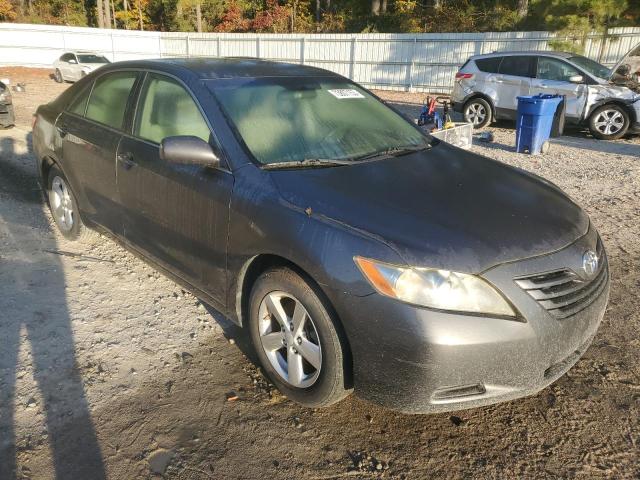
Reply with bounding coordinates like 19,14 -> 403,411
531,0 -> 628,54
3,0 -> 639,34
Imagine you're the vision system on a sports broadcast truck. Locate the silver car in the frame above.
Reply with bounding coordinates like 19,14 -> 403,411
452,47 -> 640,140
53,51 -> 111,83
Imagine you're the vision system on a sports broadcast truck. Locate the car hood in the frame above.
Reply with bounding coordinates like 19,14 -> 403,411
270,144 -> 589,273
592,81 -> 638,99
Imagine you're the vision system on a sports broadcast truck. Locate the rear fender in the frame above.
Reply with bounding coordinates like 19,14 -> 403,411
459,92 -> 497,119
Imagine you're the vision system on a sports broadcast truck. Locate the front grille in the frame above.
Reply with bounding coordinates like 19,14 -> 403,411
515,247 -> 608,320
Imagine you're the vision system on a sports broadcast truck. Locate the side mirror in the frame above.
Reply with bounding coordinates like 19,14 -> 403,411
68,59 -> 77,64
160,136 -> 220,168
568,74 -> 584,84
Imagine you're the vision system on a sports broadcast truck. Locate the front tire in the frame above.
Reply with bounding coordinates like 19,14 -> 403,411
463,97 -> 492,129
54,69 -> 63,83
589,104 -> 629,140
47,165 -> 92,241
248,267 -> 352,408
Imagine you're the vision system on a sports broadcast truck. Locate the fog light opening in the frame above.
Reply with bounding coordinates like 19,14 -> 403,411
432,383 -> 486,400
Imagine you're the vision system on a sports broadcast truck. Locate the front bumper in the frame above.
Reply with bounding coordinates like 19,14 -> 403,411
334,226 -> 609,413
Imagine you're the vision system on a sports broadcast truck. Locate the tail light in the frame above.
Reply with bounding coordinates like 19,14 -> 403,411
32,114 -> 37,129
455,72 -> 474,80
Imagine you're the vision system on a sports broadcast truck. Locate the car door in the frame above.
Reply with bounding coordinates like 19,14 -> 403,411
494,55 -> 534,119
117,72 -> 233,304
68,54 -> 81,81
58,54 -> 73,79
530,56 -> 588,121
55,70 -> 140,235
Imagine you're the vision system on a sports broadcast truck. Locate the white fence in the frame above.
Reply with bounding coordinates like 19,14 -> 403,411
1,23 -> 639,92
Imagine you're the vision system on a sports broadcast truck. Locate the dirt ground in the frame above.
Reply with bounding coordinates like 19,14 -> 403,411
0,67 -> 639,480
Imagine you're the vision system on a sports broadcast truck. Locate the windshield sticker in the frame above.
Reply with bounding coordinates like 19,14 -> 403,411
327,89 -> 365,99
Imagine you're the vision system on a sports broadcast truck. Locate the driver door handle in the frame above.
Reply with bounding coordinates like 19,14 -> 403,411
117,152 -> 136,170
56,126 -> 68,138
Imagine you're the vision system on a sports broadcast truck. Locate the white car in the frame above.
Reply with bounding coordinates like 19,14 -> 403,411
53,52 -> 110,83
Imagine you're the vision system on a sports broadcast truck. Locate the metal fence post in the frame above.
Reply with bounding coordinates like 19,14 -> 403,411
186,35 -> 190,57
405,37 -> 416,92
300,37 -> 306,65
158,34 -> 162,58
256,36 -> 261,58
111,32 -> 115,61
217,36 -> 221,57
349,36 -> 357,80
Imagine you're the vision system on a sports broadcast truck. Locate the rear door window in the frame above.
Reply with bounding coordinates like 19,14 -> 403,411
134,73 -> 210,145
499,56 -> 533,77
475,57 -> 502,73
85,71 -> 137,130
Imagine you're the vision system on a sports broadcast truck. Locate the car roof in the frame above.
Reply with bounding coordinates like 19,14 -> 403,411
66,50 -> 102,55
471,50 -> 574,60
96,57 -> 342,80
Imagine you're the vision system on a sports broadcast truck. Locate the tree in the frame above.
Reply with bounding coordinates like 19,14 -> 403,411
0,0 -> 17,20
538,0 -> 628,53
97,0 -> 105,26
516,0 -> 528,18
215,0 -> 249,31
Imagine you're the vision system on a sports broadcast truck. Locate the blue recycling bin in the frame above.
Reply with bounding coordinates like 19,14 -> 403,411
515,94 -> 563,154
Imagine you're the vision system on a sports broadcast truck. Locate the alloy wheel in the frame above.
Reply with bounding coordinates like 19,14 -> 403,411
258,291 -> 322,388
49,176 -> 74,232
593,109 -> 625,136
465,102 -> 487,125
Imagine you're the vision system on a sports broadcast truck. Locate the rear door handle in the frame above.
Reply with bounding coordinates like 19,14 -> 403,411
117,152 -> 136,170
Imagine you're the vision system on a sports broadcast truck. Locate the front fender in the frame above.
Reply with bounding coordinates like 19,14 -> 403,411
225,165 -> 405,323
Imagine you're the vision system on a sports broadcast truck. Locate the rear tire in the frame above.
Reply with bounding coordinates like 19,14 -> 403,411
589,104 -> 629,140
54,69 -> 63,83
248,267 -> 352,408
463,97 -> 492,129
46,165 -> 93,242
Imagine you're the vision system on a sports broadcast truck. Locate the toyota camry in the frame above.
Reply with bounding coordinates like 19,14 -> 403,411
33,59 -> 609,413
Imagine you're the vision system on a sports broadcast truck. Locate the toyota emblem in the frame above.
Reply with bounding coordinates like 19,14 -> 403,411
582,250 -> 599,277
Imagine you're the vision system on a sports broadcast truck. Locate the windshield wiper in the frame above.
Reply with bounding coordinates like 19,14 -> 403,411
353,144 -> 429,162
262,158 -> 353,170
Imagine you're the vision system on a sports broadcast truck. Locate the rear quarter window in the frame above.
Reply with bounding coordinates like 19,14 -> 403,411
475,57 -> 502,73
67,84 -> 92,116
85,72 -> 137,130
498,56 -> 533,77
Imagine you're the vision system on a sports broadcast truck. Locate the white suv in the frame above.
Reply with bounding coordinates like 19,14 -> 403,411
53,51 -> 110,83
451,47 -> 640,140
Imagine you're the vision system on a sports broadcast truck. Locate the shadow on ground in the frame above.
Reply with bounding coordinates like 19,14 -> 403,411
0,134 -> 106,479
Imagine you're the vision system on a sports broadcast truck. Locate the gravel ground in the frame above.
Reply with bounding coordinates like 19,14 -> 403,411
0,67 -> 639,480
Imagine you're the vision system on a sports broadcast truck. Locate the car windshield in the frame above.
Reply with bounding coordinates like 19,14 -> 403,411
210,78 -> 428,166
568,55 -> 611,80
77,54 -> 110,64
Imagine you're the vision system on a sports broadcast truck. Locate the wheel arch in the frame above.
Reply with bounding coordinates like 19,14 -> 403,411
40,155 -> 57,186
462,92 -> 496,120
235,253 -> 354,386
586,99 -> 637,124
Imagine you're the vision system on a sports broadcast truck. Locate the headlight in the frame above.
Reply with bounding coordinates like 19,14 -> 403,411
354,257 -> 515,317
